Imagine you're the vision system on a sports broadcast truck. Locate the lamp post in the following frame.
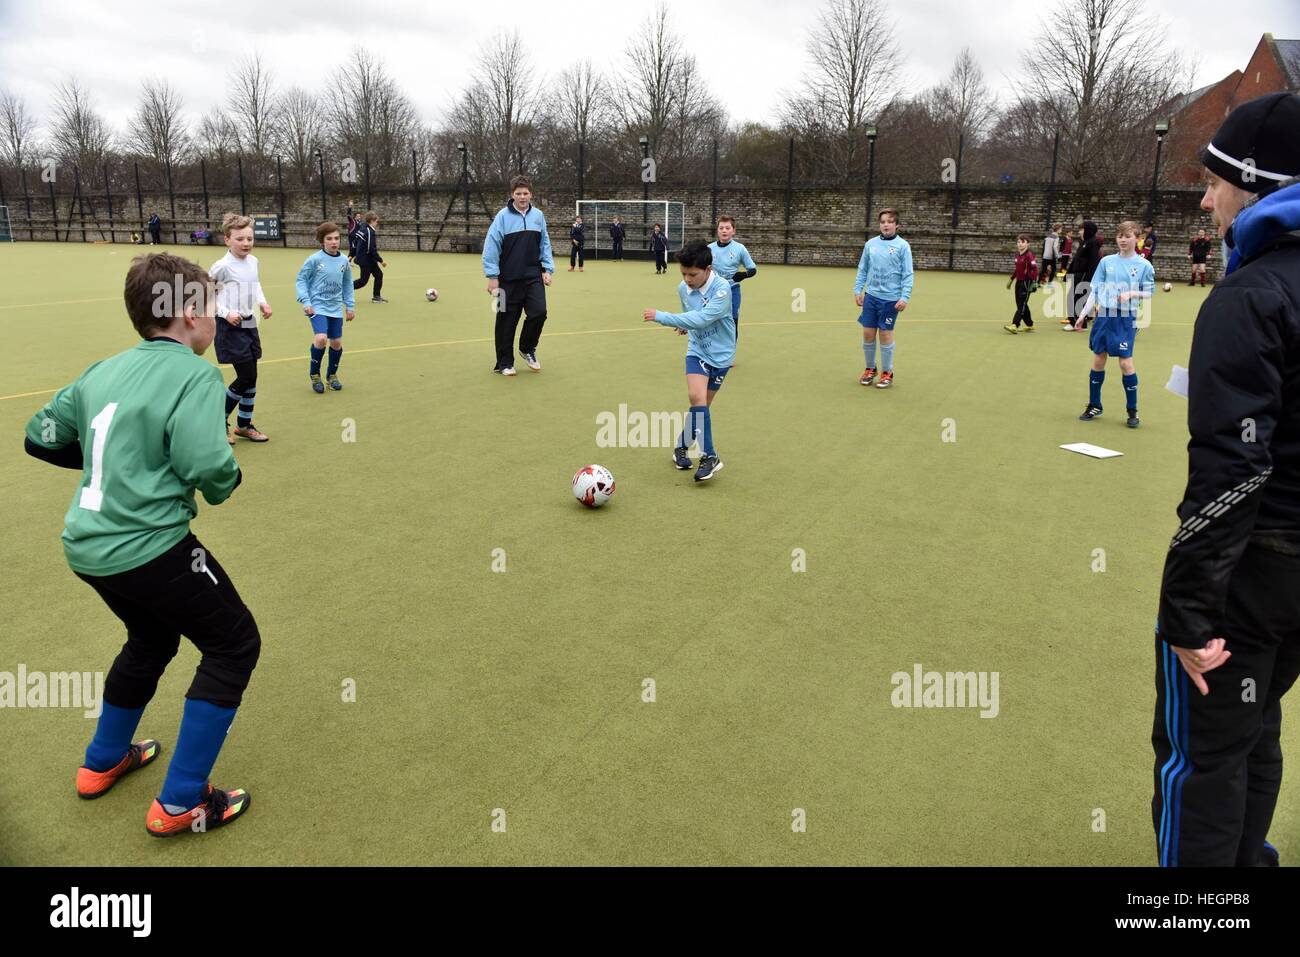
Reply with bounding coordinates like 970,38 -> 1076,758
457,143 -> 469,234
639,135 -> 650,202
864,123 -> 878,239
1148,119 -> 1169,221
315,149 -> 326,219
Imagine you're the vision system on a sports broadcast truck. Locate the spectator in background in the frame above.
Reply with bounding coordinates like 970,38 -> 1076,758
148,212 -> 162,245
344,200 -> 360,258
1140,222 -> 1158,262
609,216 -> 626,261
569,214 -> 586,272
1064,220 -> 1101,331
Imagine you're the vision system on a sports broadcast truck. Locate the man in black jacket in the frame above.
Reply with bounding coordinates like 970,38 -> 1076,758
1153,92 -> 1300,867
568,215 -> 586,272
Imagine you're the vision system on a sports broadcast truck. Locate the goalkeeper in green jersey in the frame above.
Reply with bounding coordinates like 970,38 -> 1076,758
23,252 -> 258,837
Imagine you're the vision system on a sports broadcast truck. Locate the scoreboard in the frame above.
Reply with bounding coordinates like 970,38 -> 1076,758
252,214 -> 280,241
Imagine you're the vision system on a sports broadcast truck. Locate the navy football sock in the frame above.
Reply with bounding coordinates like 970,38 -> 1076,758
700,405 -> 716,457
225,388 -> 240,418
237,387 -> 256,427
309,345 -> 325,375
1123,373 -> 1138,411
327,347 -> 343,376
1089,370 -> 1105,407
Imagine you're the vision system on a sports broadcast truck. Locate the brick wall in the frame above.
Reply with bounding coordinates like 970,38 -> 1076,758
6,179 -> 1218,279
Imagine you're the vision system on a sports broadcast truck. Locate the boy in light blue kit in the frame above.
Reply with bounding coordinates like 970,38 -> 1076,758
707,215 -> 757,359
855,207 -> 914,389
296,221 -> 356,393
642,241 -> 735,482
1076,220 -> 1155,428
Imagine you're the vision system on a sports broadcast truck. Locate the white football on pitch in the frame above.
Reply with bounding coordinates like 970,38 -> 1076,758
426,288 -> 439,302
572,465 -> 615,508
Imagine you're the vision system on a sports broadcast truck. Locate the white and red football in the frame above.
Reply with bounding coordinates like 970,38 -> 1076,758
572,465 -> 615,508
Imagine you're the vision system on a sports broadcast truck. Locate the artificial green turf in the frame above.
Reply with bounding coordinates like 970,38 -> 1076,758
1,242 -> 1291,865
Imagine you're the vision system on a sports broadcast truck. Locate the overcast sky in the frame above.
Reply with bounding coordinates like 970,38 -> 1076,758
1,0 -> 1297,135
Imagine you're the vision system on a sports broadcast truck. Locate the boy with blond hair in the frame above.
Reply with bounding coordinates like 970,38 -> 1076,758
209,213 -> 272,442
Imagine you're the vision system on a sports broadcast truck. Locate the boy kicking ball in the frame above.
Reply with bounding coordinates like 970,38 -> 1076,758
209,213 -> 272,442
642,241 -> 735,482
23,253 -> 257,837
296,222 -> 355,393
1076,220 -> 1155,428
855,207 -> 913,388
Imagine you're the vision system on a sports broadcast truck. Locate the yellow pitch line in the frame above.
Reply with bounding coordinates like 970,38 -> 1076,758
0,316 -> 1194,402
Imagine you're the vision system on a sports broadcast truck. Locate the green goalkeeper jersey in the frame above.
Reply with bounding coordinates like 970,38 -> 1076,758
25,339 -> 241,576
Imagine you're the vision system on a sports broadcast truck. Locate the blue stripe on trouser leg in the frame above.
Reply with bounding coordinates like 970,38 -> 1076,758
237,387 -> 256,426
1157,643 -> 1191,866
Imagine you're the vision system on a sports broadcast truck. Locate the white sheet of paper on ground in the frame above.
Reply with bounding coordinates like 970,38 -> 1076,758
1060,442 -> 1124,459
1166,364 -> 1190,399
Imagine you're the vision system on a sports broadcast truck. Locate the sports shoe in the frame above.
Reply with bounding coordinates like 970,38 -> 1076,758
328,374 -> 343,391
1022,324 -> 1036,333
76,740 -> 162,799
521,351 -> 541,371
310,374 -> 325,394
695,454 -> 724,482
146,784 -> 251,838
860,367 -> 877,386
1261,841 -> 1280,866
1003,324 -> 1019,334
876,370 -> 894,389
233,424 -> 269,442
1126,410 -> 1140,428
371,296 -> 388,304
496,366 -> 517,377
672,447 -> 692,470
1079,405 -> 1103,421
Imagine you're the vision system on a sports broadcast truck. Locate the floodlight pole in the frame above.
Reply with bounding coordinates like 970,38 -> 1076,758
1148,121 -> 1169,222
864,125 -> 878,240
316,150 -> 327,219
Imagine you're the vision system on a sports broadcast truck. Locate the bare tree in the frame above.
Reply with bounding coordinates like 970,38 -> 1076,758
926,48 -> 996,162
48,79 -> 112,173
195,111 -> 241,168
614,2 -> 725,179
553,60 -> 605,145
1015,0 -> 1193,183
450,31 -> 538,182
275,87 -> 326,186
781,0 -> 897,181
128,79 -> 190,169
228,53 -> 277,164
0,89 -> 38,169
326,47 -> 419,184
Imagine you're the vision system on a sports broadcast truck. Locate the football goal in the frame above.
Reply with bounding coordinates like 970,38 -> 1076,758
574,200 -> 686,260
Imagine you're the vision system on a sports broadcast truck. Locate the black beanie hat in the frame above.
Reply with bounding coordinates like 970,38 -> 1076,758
1201,92 -> 1300,195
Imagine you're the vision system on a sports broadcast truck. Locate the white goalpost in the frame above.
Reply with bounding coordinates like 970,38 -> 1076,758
0,206 -> 14,242
575,200 -> 686,260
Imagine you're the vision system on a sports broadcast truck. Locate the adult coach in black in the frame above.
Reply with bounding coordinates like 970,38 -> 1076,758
483,176 -> 554,375
1153,92 -> 1300,867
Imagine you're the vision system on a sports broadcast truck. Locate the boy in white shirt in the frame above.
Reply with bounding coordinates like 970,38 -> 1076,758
209,213 -> 273,442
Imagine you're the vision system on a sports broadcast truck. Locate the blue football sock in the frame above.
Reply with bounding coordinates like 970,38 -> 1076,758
327,346 -> 343,376
880,342 -> 896,373
1089,370 -> 1105,407
237,387 -> 256,427
225,388 -> 240,418
84,702 -> 146,772
863,339 -> 877,368
687,405 -> 708,454
159,698 -> 237,812
701,405 -> 716,457
309,345 -> 325,375
1123,373 -> 1138,411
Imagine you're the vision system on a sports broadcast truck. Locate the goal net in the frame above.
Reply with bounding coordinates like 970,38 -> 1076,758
574,200 -> 686,259
0,206 -> 13,242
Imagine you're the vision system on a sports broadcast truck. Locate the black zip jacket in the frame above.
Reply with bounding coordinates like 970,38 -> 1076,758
1159,181 -> 1300,648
